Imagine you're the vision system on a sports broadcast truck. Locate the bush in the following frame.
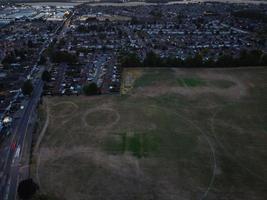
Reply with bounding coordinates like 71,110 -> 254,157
38,55 -> 47,65
22,80 -> 33,96
232,9 -> 267,23
120,52 -> 142,68
17,179 -> 39,200
119,49 -> 267,69
143,51 -> 162,67
51,51 -> 78,64
83,83 -> 98,95
42,70 -> 51,82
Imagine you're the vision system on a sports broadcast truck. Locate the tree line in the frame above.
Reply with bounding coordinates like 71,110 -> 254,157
232,9 -> 267,23
50,51 -> 78,64
120,50 -> 267,68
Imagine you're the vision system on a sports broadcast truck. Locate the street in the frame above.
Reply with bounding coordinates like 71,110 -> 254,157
4,80 -> 43,200
0,13 -> 73,200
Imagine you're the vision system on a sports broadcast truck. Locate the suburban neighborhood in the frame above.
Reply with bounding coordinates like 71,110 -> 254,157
0,1 -> 267,200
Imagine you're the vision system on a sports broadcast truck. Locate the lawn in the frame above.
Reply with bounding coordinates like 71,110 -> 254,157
105,131 -> 160,158
33,67 -> 267,200
177,77 -> 206,87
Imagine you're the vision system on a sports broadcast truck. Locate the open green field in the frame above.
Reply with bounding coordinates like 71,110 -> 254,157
33,67 -> 267,200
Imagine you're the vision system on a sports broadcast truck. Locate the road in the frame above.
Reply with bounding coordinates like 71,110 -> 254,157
0,12 -> 74,200
93,55 -> 107,87
4,80 -> 43,200
55,63 -> 67,93
0,59 -> 45,200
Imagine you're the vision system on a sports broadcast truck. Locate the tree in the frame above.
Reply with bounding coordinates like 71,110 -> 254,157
38,55 -> 47,65
0,83 -> 4,91
260,54 -> 267,66
131,17 -> 141,25
2,53 -> 16,65
143,51 -> 162,67
163,56 -> 183,68
247,49 -> 262,66
58,38 -> 66,48
192,54 -> 204,67
28,40 -> 34,48
150,9 -> 162,19
216,54 -> 236,67
51,51 -> 78,64
17,179 -> 39,200
42,70 -> 51,82
83,83 -> 98,95
120,53 -> 142,68
22,80 -> 33,96
203,58 -> 215,68
238,49 -> 262,66
232,9 -> 267,23
184,54 -> 203,68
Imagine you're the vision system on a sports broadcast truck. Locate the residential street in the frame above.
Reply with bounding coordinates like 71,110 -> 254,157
0,14 -> 71,200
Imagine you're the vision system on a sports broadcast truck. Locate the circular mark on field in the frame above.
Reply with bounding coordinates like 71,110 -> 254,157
212,105 -> 267,182
83,108 -> 120,129
153,106 -> 216,200
50,101 -> 79,118
38,104 -> 216,200
39,111 -> 215,200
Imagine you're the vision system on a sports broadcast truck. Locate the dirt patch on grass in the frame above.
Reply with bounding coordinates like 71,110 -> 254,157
50,101 -> 79,118
82,107 -> 120,130
39,146 -> 142,176
134,84 -> 244,99
133,68 -> 247,99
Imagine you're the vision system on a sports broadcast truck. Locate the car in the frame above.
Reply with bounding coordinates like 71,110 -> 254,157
11,141 -> 16,150
6,130 -> 11,136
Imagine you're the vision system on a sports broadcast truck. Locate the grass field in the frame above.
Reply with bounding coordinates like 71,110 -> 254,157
33,67 -> 267,200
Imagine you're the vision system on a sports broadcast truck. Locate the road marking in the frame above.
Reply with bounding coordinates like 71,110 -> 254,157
14,146 -> 21,159
4,178 -> 11,200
